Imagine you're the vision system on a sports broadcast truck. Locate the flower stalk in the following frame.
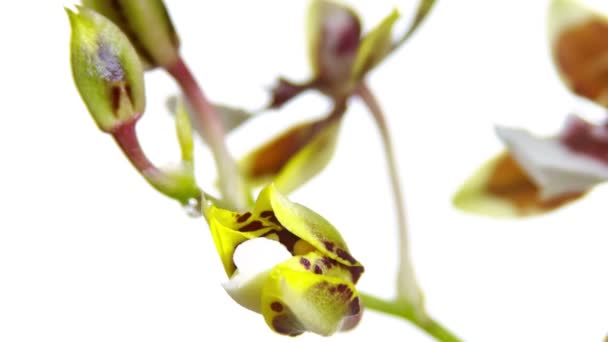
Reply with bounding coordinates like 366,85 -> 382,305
356,83 -> 460,342
359,293 -> 461,342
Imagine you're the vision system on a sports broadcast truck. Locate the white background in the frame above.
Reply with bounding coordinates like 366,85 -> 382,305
1,1 -> 608,341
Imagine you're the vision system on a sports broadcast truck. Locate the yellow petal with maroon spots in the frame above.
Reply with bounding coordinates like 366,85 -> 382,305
207,205 -> 276,276
261,253 -> 362,336
265,185 -> 363,269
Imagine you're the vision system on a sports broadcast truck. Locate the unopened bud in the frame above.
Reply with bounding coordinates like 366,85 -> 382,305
67,6 -> 145,133
81,0 -> 180,69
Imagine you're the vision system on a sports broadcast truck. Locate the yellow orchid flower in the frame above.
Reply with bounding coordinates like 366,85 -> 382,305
207,184 -> 364,336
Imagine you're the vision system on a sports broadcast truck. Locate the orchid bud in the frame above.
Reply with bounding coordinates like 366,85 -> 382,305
548,0 -> 608,107
81,0 -> 180,69
67,6 -> 145,133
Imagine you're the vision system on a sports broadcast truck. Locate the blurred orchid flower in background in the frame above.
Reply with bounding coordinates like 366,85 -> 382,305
207,184 -> 364,336
238,0 -> 435,195
453,0 -> 608,218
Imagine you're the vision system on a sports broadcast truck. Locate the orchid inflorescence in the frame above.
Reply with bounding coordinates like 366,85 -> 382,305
67,0 -> 608,340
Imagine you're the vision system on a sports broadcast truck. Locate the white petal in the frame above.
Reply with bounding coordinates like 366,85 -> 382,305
495,126 -> 608,199
222,238 -> 292,313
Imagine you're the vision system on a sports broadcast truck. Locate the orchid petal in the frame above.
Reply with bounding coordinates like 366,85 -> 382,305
208,205 -> 275,276
452,125 -> 608,217
549,0 -> 608,107
496,126 -> 608,199
222,238 -> 291,313
453,152 -> 583,217
265,185 -> 363,270
261,253 -> 362,336
273,120 -> 341,194
351,9 -> 400,82
239,118 -> 340,193
307,0 -> 361,83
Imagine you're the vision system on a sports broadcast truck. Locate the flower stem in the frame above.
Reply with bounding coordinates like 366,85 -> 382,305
355,83 -> 422,309
112,120 -> 201,204
166,57 -> 251,211
356,83 -> 460,341
360,293 -> 461,342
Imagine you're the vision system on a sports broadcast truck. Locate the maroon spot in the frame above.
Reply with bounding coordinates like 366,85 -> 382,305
260,210 -> 274,218
336,249 -> 358,265
561,115 -> 608,164
321,257 -> 335,268
271,302 -> 284,313
329,286 -> 337,295
348,297 -> 361,315
299,257 -> 311,270
236,212 -> 252,223
313,265 -> 322,274
110,86 -> 122,114
272,315 -> 303,336
276,229 -> 299,252
268,215 -> 281,226
323,241 -> 335,252
335,17 -> 361,56
337,284 -> 348,293
239,220 -> 264,232
349,266 -> 364,283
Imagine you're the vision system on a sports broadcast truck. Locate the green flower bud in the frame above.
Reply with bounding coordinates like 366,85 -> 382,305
81,0 -> 180,69
67,6 -> 145,133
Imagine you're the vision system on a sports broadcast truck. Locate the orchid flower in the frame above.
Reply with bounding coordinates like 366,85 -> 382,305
207,184 -> 363,336
453,0 -> 608,218
238,0 -> 436,193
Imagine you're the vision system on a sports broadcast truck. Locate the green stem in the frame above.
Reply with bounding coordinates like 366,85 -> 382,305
360,293 -> 461,342
166,56 -> 252,211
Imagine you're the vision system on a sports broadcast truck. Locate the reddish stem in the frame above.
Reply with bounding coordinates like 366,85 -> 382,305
112,120 -> 158,176
166,57 -> 250,210
166,58 -> 226,141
